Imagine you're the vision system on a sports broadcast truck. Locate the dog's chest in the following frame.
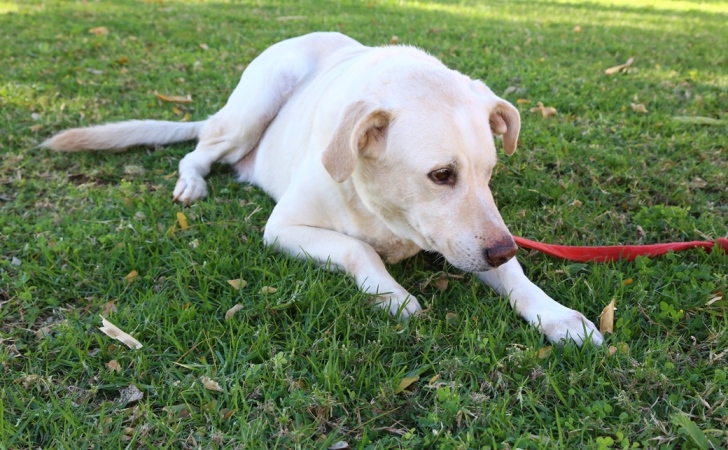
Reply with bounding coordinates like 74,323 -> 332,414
366,235 -> 421,264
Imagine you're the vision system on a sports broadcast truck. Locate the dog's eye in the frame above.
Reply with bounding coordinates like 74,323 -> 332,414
428,168 -> 456,186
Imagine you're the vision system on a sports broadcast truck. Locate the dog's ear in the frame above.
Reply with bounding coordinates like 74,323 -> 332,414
323,101 -> 392,182
489,100 -> 520,156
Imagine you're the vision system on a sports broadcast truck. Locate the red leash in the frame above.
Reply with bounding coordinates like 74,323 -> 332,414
513,236 -> 728,263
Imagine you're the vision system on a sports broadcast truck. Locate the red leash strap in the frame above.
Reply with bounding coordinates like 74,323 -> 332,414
513,236 -> 728,263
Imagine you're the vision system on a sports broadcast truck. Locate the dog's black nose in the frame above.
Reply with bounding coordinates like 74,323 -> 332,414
484,239 -> 518,267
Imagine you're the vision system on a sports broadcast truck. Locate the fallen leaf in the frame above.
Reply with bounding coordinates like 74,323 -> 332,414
98,316 -> 143,349
125,270 -> 139,283
115,56 -> 128,65
88,26 -> 109,35
630,103 -> 648,113
605,57 -> 634,75
389,35 -> 399,44
117,384 -> 144,405
516,98 -> 531,105
434,276 -> 448,291
182,112 -> 191,122
101,301 -> 118,316
395,374 -> 420,394
106,360 -> 122,373
124,165 -> 145,175
227,279 -> 247,290
706,293 -> 723,306
199,43 -> 209,50
200,376 -> 224,392
29,124 -> 43,132
608,342 -> 629,356
672,116 -> 725,125
219,408 -> 235,420
329,442 -> 349,450
537,346 -> 553,359
176,211 -> 189,230
154,92 -> 192,103
163,171 -> 177,180
600,299 -> 615,334
261,286 -> 277,294
172,106 -> 183,115
573,25 -> 582,32
225,303 -> 244,321
530,102 -> 557,117
623,278 -> 634,286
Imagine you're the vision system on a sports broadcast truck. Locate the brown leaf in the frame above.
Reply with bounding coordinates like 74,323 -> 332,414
605,57 -> 634,75
176,211 -> 189,230
106,360 -> 122,373
389,35 -> 399,44
125,270 -> 139,283
630,103 -> 648,113
573,25 -> 582,32
516,98 -> 531,105
199,43 -> 209,50
224,303 -> 244,321
98,316 -> 143,349
608,343 -> 629,356
154,92 -> 192,103
88,26 -> 109,36
227,279 -> 247,290
29,124 -> 43,132
600,299 -> 615,335
622,278 -> 634,286
434,276 -> 449,291
200,376 -> 224,392
537,346 -> 553,359
530,102 -> 557,117
261,286 -> 277,294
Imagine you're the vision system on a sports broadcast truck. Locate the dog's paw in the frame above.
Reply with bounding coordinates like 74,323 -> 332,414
538,309 -> 604,347
173,176 -> 208,204
375,292 -> 422,318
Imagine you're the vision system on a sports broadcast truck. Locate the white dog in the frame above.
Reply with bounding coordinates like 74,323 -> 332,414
43,32 -> 603,346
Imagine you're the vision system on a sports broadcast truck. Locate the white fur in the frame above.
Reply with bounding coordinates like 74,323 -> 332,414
43,32 -> 603,346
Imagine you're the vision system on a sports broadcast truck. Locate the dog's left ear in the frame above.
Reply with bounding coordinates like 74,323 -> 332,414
323,101 -> 392,182
489,100 -> 520,156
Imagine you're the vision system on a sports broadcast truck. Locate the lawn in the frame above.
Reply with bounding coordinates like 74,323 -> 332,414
1,0 -> 727,448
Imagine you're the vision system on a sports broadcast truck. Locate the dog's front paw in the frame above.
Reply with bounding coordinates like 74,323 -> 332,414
538,309 -> 604,347
173,176 -> 208,204
375,291 -> 422,318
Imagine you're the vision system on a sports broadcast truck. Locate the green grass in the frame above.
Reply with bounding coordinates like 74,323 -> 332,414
1,0 -> 727,448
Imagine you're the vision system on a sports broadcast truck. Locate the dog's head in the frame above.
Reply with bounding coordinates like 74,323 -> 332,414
322,71 -> 520,273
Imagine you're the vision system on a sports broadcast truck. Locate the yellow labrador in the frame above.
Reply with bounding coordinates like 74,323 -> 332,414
43,32 -> 603,346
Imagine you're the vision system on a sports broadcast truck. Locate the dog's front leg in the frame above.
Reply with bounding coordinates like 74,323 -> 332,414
263,224 -> 421,317
477,258 -> 604,346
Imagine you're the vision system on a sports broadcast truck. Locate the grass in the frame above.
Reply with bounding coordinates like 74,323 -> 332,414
1,0 -> 727,448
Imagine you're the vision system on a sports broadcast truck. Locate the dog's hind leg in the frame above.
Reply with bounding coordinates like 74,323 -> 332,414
173,32 -> 360,204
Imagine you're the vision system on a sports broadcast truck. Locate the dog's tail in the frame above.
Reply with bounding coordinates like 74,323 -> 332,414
41,120 -> 205,152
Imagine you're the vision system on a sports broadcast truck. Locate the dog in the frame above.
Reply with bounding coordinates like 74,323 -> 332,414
43,32 -> 603,346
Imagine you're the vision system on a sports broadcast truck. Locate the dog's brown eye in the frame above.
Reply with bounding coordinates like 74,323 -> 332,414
428,168 -> 455,186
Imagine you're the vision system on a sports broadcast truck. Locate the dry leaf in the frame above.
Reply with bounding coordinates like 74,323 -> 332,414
227,279 -> 247,290
29,124 -> 43,132
106,360 -> 122,373
124,165 -> 145,175
389,35 -> 399,44
706,293 -> 723,306
530,102 -> 557,117
225,303 -> 244,321
600,299 -> 615,334
199,43 -> 209,50
101,301 -> 117,316
516,98 -> 531,105
630,103 -> 648,113
88,26 -> 109,35
154,92 -> 192,103
200,376 -> 224,392
98,316 -> 143,349
163,171 -> 177,180
395,374 -> 420,394
172,106 -> 183,115
573,25 -> 582,32
537,346 -> 553,359
608,343 -> 629,356
261,286 -> 277,294
623,278 -> 634,286
117,384 -> 144,405
605,57 -> 634,75
182,112 -> 191,122
329,442 -> 349,450
434,276 -> 449,291
115,56 -> 128,65
125,270 -> 139,283
176,211 -> 189,229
